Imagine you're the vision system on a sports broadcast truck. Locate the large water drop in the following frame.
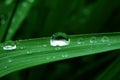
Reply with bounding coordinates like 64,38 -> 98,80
50,32 -> 70,46
3,41 -> 16,50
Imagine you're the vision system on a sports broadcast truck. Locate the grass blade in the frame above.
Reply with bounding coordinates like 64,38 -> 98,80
0,2 -> 16,42
5,0 -> 35,40
0,32 -> 120,77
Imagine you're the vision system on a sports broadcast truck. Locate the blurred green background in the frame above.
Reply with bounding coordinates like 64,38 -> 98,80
0,0 -> 120,80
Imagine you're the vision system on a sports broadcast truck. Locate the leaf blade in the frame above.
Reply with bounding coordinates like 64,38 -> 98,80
0,32 -> 120,77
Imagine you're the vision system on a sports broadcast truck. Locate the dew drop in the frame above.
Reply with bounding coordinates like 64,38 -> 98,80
62,55 -> 65,58
3,41 -> 16,50
52,56 -> 56,59
4,66 -> 8,69
8,59 -> 12,63
64,54 -> 68,58
62,54 -> 68,58
50,32 -> 70,46
43,44 -> 47,47
26,51 -> 31,54
46,57 -> 50,60
90,37 -> 97,43
77,38 -> 84,44
101,36 -> 109,42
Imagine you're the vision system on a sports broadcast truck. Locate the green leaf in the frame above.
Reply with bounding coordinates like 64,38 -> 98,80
0,2 -> 15,42
95,54 -> 120,80
0,32 -> 120,77
5,0 -> 35,41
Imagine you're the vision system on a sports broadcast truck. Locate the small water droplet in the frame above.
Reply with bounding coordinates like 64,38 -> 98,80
50,32 -> 70,46
3,41 -> 16,50
4,66 -> 8,69
46,57 -> 50,60
90,37 -> 97,43
77,38 -> 84,44
26,51 -> 31,54
101,36 -> 109,42
62,55 -> 65,58
62,54 -> 68,58
0,15 -> 6,25
43,44 -> 47,47
8,59 -> 12,63
64,54 -> 68,57
52,56 -> 56,59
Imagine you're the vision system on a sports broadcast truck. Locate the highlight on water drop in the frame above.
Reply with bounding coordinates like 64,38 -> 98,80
3,41 -> 16,50
50,32 -> 70,46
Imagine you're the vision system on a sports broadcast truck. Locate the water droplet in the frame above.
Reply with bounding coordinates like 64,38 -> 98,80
64,54 -> 68,57
0,15 -> 6,25
90,37 -> 97,43
26,51 -> 31,54
50,32 -> 70,46
101,36 -> 109,42
52,56 -> 56,59
43,44 -> 47,47
46,57 -> 50,60
3,41 -> 16,50
4,66 -> 8,69
62,54 -> 68,58
8,59 -> 12,63
77,38 -> 84,44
